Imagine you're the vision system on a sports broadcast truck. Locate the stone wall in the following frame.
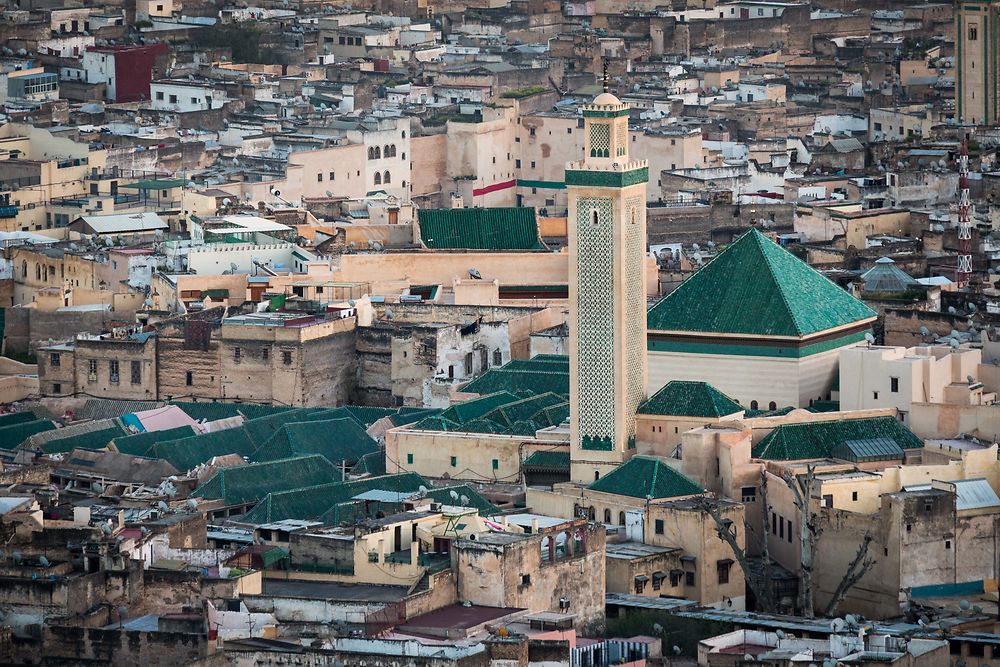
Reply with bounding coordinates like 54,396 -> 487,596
3,307 -> 125,356
40,625 -> 207,667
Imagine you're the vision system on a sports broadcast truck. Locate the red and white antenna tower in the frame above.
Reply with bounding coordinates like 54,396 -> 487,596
957,137 -> 972,288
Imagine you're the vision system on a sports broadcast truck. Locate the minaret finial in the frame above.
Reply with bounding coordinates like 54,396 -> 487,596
602,56 -> 609,93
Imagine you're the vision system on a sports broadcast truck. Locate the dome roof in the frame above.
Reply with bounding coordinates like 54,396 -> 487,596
593,91 -> 621,106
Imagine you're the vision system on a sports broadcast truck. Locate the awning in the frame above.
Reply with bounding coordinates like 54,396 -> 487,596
680,555 -> 697,564
634,575 -> 650,582
652,571 -> 667,580
717,558 -> 734,566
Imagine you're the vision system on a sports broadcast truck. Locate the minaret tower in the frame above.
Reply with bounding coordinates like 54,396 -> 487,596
957,137 -> 972,289
567,69 -> 649,483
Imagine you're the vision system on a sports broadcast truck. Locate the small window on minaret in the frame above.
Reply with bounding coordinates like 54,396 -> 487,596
630,209 -> 636,225
591,210 -> 600,226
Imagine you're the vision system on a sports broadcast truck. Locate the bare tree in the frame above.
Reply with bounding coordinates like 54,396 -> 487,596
823,533 -> 876,617
697,469 -> 775,613
785,465 -> 818,618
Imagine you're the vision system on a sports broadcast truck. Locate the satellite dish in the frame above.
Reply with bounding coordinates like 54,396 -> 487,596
157,500 -> 169,513
418,485 -> 428,493
100,523 -> 113,535
775,629 -> 785,639
864,332 -> 875,345
11,551 -> 21,565
468,268 -> 482,280
830,618 -> 846,632
948,306 -> 957,314
652,623 -> 664,634
460,494 -> 469,506
93,482 -> 104,493
222,198 -> 232,207
950,338 -> 961,349
919,326 -> 930,336
38,556 -> 49,568
185,499 -> 198,511
449,490 -> 459,501
384,306 -> 394,320
960,599 -> 972,610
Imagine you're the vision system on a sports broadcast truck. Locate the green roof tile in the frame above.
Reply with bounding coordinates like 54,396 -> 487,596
638,381 -> 743,418
242,408 -> 329,447
342,406 -> 398,427
0,419 -> 56,450
460,369 -> 569,398
252,418 -> 379,465
170,401 -> 293,423
39,425 -> 126,454
193,455 -> 341,505
148,427 -> 256,472
647,229 -> 876,337
588,456 -> 704,499
418,207 -> 547,250
523,450 -> 570,469
240,472 -> 428,525
110,426 -> 199,457
352,451 -> 387,477
0,411 -> 37,428
317,483 -> 496,525
751,416 -> 923,461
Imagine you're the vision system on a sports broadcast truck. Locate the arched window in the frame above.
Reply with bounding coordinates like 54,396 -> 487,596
603,509 -> 611,523
21,260 -> 26,278
383,170 -> 391,184
374,172 -> 381,185
402,180 -> 407,188
594,470 -> 600,481
368,147 -> 375,160
384,144 -> 392,157
750,400 -> 759,411
588,506 -> 595,520
373,146 -> 381,159
768,401 -> 777,411
591,210 -> 599,226
618,512 -> 626,526
541,536 -> 552,562
401,130 -> 406,138
35,263 -> 40,281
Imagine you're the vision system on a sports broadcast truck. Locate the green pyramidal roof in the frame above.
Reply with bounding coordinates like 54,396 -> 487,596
639,381 -> 743,418
647,229 -> 876,338
588,456 -> 703,499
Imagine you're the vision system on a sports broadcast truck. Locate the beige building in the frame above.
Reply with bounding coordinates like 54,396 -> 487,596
956,1 -> 1000,124
794,202 -> 911,247
839,344 -> 994,426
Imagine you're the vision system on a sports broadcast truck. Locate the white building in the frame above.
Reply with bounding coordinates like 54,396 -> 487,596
149,80 -> 227,113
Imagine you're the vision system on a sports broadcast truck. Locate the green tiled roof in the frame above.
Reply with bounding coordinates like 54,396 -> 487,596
414,390 -> 568,437
110,426 -> 199,457
39,425 -> 126,454
0,419 -> 56,450
751,416 -> 923,461
588,456 -> 703,499
352,451 -> 387,477
0,411 -> 37,428
830,437 -> 904,463
241,472 -> 428,525
342,406 -> 398,427
460,368 -> 569,398
647,229 -> 876,337
418,207 -> 547,250
389,408 -> 441,427
523,450 -> 570,470
441,391 -> 522,425
193,455 -> 341,506
317,483 -> 496,525
170,401 -> 292,423
242,408 -> 328,447
148,427 -> 256,472
252,418 -> 379,465
639,381 -> 743,418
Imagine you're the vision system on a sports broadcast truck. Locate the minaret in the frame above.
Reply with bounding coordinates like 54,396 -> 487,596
567,74 -> 649,484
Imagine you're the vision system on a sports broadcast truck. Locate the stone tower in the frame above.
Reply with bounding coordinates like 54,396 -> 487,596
567,90 -> 649,484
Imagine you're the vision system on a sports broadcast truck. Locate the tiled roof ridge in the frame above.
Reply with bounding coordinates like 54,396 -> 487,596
748,229 -> 804,337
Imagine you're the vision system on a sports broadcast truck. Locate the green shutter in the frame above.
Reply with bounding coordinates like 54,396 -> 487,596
406,453 -> 413,465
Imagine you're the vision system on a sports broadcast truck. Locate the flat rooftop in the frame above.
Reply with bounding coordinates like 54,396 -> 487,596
261,579 -> 408,602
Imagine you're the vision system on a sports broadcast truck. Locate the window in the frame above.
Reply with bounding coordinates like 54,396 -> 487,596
515,159 -> 521,168
655,519 -> 664,534
823,494 -> 834,508
185,371 -> 193,386
109,360 -> 120,384
50,353 -> 60,367
768,401 -> 777,411
686,571 -> 695,586
329,171 -> 334,180
852,491 -> 859,501
282,351 -> 292,365
945,540 -> 951,549
406,453 -> 413,465
374,172 -> 381,185
169,94 -> 177,104
717,560 -> 732,584
383,170 -> 391,184
450,456 -> 457,467
634,577 -> 647,594
88,360 -> 98,379
873,122 -> 882,132
890,377 -> 899,393
521,574 -> 531,586
787,522 -> 793,543
741,486 -> 756,502
873,391 -> 879,400
317,173 -> 323,182
779,517 -> 784,539
604,509 -> 611,523
234,347 -> 241,362
969,25 -> 979,41
618,512 -> 626,526
155,91 -> 164,101
130,360 -> 141,385
771,511 -> 777,534
190,97 -> 197,104
567,127 -> 572,134
492,459 -> 499,470
531,161 -> 536,169
750,400 -> 758,410
53,383 -> 61,394
262,348 -> 269,362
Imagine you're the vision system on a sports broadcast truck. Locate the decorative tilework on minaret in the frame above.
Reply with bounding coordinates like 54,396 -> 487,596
567,89 -> 649,483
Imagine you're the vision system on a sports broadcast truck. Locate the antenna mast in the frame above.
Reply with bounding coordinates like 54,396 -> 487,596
957,136 -> 972,288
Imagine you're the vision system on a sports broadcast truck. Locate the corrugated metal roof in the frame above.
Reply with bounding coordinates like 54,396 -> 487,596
77,212 -> 168,234
903,479 -> 1000,511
